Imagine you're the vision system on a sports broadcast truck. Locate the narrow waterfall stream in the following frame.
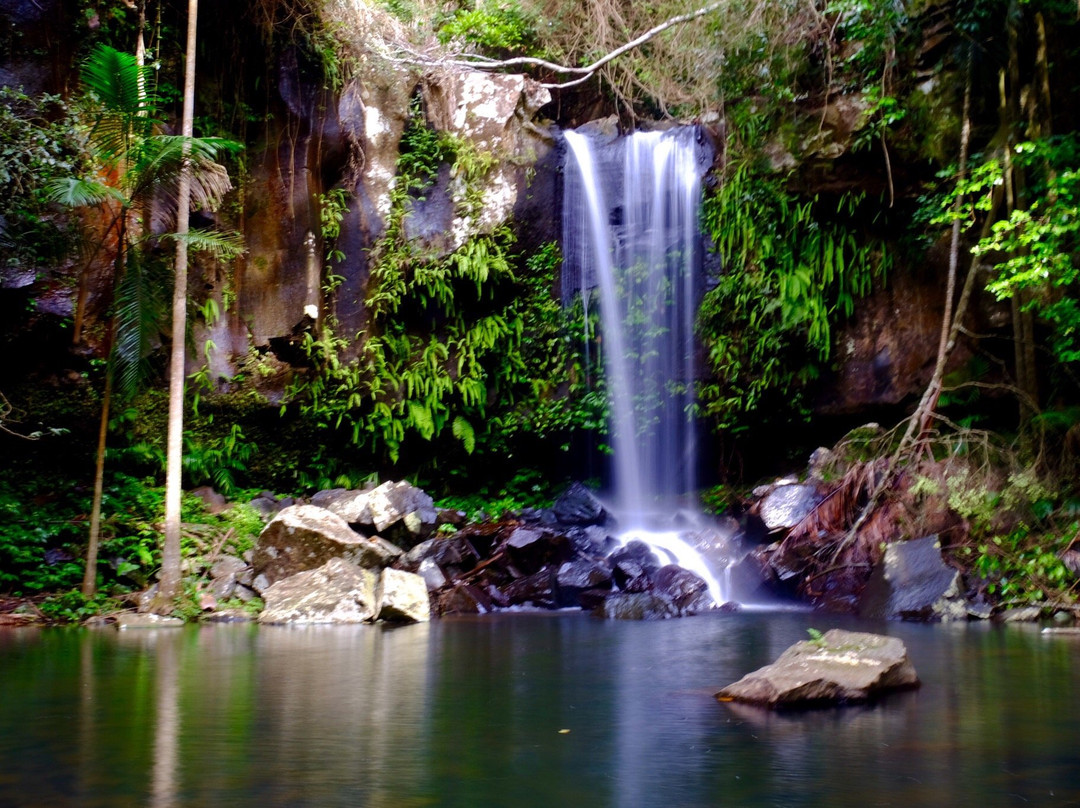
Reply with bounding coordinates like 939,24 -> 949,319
562,127 -> 731,605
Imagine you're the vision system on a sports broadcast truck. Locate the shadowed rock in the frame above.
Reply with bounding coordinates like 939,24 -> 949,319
553,482 -> 607,526
716,629 -> 919,708
859,535 -> 968,621
653,565 -> 713,614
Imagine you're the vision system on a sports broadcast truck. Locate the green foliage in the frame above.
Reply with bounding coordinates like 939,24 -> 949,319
437,0 -> 544,56
697,162 -> 888,432
975,137 -> 1080,365
38,590 -> 124,622
0,87 -> 81,268
284,105 -> 599,480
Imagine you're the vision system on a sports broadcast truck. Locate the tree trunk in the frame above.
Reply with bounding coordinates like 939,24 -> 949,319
157,0 -> 198,607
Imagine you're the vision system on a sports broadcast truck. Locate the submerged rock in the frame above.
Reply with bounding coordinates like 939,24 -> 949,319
716,629 -> 919,708
858,535 -> 968,622
251,504 -> 402,589
259,558 -> 379,624
599,592 -> 679,620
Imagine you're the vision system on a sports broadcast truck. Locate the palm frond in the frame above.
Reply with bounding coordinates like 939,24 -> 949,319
113,252 -> 170,399
129,137 -> 234,223
163,228 -> 246,260
81,45 -> 159,120
46,177 -> 126,208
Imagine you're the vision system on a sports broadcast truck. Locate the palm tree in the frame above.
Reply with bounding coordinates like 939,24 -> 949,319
160,0 -> 201,607
50,43 -> 240,599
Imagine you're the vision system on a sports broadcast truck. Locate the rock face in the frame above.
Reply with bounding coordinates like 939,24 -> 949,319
716,629 -> 920,708
251,504 -> 402,589
259,558 -> 379,624
858,535 -> 968,621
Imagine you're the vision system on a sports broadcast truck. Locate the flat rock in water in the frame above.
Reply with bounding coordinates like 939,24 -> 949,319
716,629 -> 919,708
599,592 -> 679,620
116,614 -> 185,630
259,558 -> 378,624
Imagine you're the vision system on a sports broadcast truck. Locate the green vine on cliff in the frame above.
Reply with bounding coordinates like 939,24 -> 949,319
697,161 -> 889,432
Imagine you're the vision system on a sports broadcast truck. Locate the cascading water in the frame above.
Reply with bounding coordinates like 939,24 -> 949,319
562,126 -> 732,605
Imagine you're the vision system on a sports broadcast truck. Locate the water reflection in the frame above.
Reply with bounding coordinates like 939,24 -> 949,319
2,615 -> 1080,807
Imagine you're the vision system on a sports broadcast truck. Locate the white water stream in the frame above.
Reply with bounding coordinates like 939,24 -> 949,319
563,127 -> 732,604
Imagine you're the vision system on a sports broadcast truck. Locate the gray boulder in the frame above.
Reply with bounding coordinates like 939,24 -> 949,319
320,481 -> 437,546
259,558 -> 379,624
858,535 -> 968,621
251,504 -> 402,589
653,565 -> 713,614
553,483 -> 607,526
758,483 -> 821,531
716,629 -> 919,708
376,568 -> 431,623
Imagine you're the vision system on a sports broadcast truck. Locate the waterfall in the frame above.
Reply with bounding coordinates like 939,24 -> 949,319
563,126 -> 729,605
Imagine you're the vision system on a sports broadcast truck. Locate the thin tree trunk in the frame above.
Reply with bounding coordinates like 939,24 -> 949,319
898,53 -> 972,451
82,213 -> 127,598
158,0 -> 198,607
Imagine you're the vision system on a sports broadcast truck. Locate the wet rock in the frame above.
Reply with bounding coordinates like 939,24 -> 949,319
566,525 -> 616,557
556,560 -> 613,606
437,582 -> 493,615
858,535 -> 967,622
553,483 -> 607,526
504,527 -> 570,575
599,592 -> 679,620
252,504 -> 402,588
319,481 -> 437,547
259,558 -> 378,624
758,484 -> 821,531
503,568 -> 556,607
716,629 -> 920,708
376,568 -> 431,623
653,565 -> 713,614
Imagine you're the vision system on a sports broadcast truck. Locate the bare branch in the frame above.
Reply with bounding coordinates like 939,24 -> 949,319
393,0 -> 728,88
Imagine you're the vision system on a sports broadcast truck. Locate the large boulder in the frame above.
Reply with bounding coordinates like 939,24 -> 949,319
653,565 -> 713,614
553,483 -> 607,526
317,481 -> 437,547
376,568 -> 431,623
716,629 -> 920,708
259,559 -> 379,624
858,535 -> 968,621
251,504 -> 402,589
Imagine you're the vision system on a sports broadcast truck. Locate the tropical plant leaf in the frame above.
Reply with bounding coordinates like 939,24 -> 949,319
452,415 -> 476,454
162,228 -> 246,259
45,177 -> 125,208
112,252 -> 170,399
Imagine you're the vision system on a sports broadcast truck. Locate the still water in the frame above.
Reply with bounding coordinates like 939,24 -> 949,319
2,612 -> 1079,807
